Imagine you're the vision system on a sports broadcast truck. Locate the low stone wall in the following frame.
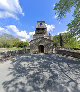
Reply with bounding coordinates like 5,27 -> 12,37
56,49 -> 80,59
0,49 -> 30,59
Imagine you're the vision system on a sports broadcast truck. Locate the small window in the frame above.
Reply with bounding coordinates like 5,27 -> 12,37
42,28 -> 44,30
40,23 -> 43,26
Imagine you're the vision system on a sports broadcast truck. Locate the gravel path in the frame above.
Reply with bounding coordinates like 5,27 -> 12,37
0,60 -> 13,92
0,54 -> 80,92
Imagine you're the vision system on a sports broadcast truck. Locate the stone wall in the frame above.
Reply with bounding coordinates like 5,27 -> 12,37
56,49 -> 80,59
0,48 -> 30,59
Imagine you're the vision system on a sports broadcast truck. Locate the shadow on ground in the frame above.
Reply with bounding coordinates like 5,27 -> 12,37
2,54 -> 80,92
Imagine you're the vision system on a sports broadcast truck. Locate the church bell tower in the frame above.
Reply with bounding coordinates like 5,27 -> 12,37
33,21 -> 48,39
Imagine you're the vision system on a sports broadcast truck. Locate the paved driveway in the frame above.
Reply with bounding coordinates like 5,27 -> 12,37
0,54 -> 80,92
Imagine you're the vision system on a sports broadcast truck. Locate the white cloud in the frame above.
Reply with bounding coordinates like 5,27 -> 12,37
20,38 -> 30,42
18,31 -> 30,40
45,24 -> 55,32
6,25 -> 20,33
0,11 -> 18,19
57,30 -> 68,35
0,27 -> 5,31
0,25 -> 35,41
29,31 -> 35,35
0,0 -> 24,19
0,27 -> 10,34
6,25 -> 35,41
6,25 -> 30,41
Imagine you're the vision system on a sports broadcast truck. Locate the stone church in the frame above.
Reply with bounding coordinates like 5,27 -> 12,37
30,21 -> 54,53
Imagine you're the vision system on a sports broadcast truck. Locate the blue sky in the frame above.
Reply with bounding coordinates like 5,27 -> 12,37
0,0 -> 74,41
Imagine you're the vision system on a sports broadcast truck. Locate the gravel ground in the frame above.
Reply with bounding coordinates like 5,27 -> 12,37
0,54 -> 80,92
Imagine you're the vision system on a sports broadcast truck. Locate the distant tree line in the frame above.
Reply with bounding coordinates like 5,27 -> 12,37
53,32 -> 80,50
0,34 -> 29,48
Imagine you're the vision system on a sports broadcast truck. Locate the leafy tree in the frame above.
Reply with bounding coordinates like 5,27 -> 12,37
0,42 -> 3,48
53,35 -> 60,47
0,33 -> 29,48
16,41 -> 29,48
13,38 -> 21,47
62,32 -> 80,49
53,32 -> 80,49
23,41 -> 29,47
54,0 -> 80,35
59,33 -> 63,47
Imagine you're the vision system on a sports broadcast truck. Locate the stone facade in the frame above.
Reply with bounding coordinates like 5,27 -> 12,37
30,21 -> 54,54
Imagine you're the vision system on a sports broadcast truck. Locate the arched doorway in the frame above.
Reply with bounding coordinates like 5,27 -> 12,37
38,45 -> 44,53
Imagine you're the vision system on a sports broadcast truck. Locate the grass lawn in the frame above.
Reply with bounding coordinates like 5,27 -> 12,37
0,47 -> 23,52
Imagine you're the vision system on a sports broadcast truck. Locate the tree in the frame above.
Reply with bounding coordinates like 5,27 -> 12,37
13,38 -> 21,47
62,32 -> 80,49
54,0 -> 80,36
53,35 -> 60,47
53,32 -> 80,49
53,34 -> 63,47
0,33 -> 29,48
59,33 -> 63,47
16,41 -> 29,48
23,41 -> 29,47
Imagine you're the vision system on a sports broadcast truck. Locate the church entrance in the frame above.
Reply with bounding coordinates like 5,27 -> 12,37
38,45 -> 44,53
